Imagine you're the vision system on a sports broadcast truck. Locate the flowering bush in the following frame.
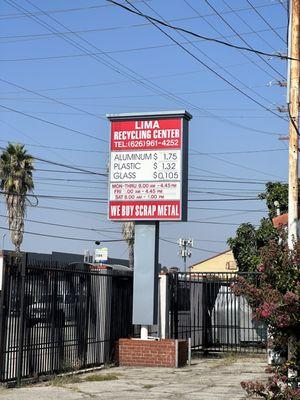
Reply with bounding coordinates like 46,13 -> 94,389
241,371 -> 300,400
232,238 -> 300,399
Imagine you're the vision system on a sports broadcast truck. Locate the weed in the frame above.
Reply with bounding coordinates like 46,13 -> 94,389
50,374 -> 81,386
83,373 -> 119,382
143,384 -> 155,389
210,353 -> 238,369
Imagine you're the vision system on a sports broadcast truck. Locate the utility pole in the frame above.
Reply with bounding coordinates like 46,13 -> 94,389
178,238 -> 193,272
287,0 -> 300,249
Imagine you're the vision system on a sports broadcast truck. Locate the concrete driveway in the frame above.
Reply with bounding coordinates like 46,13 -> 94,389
0,354 -> 267,400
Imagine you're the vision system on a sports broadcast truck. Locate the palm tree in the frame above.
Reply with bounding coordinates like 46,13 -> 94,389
0,143 -> 34,253
122,222 -> 135,269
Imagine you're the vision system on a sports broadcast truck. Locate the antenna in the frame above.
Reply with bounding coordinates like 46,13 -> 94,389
178,238 -> 193,272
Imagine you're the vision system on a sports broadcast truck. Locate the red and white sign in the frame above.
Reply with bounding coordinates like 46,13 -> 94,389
109,200 -> 181,219
108,114 -> 189,221
110,119 -> 181,151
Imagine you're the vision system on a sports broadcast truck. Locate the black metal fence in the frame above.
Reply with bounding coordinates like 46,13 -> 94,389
169,272 -> 267,353
0,254 -> 133,383
0,259 -> 268,382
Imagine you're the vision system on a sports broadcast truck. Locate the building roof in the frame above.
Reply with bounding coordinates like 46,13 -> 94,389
272,213 -> 288,228
189,249 -> 232,268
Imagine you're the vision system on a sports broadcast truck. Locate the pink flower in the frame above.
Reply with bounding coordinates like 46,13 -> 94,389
258,264 -> 265,272
283,291 -> 299,305
261,310 -> 270,318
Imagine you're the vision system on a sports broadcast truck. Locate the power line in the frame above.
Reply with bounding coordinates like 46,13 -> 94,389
34,176 -> 271,185
160,238 -> 220,254
245,0 -> 286,45
190,148 -> 286,155
33,177 -> 106,183
1,141 -> 275,186
7,0 -> 214,119
34,165 -> 106,176
1,109 -> 283,120
33,181 -> 261,194
143,0 -> 279,111
220,0 -> 278,52
0,77 -> 105,121
0,119 -> 84,167
24,202 -> 266,215
31,176 -> 257,184
32,165 -> 274,186
183,0 -> 283,88
34,168 -> 106,175
24,203 -> 108,216
0,225 -> 124,243
189,188 -> 260,194
35,181 -> 107,190
0,1 -> 152,20
4,0 -> 181,108
0,190 -> 260,203
189,165 -> 259,181
182,220 -> 258,226
34,184 -> 260,197
1,93 -> 276,103
189,191 -> 258,198
287,102 -> 300,136
0,138 -> 104,154
275,0 -> 288,11
108,0 -> 298,61
188,198 -> 259,202
0,21 -> 286,46
0,1 -> 282,21
202,153 -> 285,180
114,1 -> 287,121
0,72 -> 195,92
163,235 -> 226,244
0,145 -> 108,177
3,0 -> 284,137
0,104 -> 107,143
0,213 -> 120,235
0,72 -> 276,97
0,190 -> 107,202
189,206 -> 266,212
202,0 -> 285,79
1,201 -> 266,217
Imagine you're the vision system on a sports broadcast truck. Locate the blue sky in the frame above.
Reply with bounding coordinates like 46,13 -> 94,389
0,0 -> 289,268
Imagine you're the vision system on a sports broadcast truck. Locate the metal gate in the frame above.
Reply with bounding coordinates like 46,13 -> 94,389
0,254 -> 133,383
169,272 -> 267,353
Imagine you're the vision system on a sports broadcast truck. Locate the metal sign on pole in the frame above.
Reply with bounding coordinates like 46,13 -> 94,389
107,110 -> 192,336
94,248 -> 108,263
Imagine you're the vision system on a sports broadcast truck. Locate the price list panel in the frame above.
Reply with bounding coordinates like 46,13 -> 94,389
110,150 -> 181,183
108,116 -> 188,221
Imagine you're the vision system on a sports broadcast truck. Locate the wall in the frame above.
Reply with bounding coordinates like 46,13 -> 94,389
117,339 -> 188,368
190,250 -> 237,273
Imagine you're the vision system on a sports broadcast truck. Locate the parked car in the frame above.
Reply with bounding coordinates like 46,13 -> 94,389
26,293 -> 75,326
10,293 -> 35,317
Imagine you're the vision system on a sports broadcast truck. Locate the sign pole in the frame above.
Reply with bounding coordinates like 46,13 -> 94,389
133,221 -> 160,329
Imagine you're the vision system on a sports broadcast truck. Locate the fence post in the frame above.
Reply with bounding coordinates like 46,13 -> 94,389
83,268 -> 91,368
16,253 -> 27,387
159,274 -> 169,339
0,253 -> 7,381
202,276 -> 208,352
169,274 -> 179,339
188,337 -> 192,366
